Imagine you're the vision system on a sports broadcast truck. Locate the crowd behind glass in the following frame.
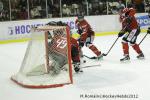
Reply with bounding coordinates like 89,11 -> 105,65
0,0 -> 150,21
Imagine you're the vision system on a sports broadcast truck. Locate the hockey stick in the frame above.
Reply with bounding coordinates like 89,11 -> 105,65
83,55 -> 97,59
102,37 -> 119,56
138,32 -> 149,45
81,64 -> 101,68
138,12 -> 150,45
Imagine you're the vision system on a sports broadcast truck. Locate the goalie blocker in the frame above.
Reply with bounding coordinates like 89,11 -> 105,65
11,21 -> 73,88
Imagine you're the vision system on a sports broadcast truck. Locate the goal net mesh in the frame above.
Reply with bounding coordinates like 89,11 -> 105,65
11,25 -> 72,88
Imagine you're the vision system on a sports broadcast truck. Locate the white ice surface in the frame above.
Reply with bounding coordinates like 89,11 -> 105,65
0,33 -> 150,100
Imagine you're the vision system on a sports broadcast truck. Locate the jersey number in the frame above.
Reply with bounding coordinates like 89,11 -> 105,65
56,39 -> 67,49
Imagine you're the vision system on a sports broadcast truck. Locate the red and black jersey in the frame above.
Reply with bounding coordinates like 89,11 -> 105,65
122,15 -> 139,32
75,19 -> 94,36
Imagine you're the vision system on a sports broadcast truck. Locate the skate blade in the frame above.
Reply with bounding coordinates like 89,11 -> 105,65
137,57 -> 145,60
120,59 -> 130,63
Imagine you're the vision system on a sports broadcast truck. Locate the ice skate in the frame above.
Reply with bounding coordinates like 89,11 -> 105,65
73,62 -> 83,73
137,53 -> 145,59
120,55 -> 130,62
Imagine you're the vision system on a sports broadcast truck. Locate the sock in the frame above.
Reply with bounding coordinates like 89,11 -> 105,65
132,44 -> 142,54
122,42 -> 129,56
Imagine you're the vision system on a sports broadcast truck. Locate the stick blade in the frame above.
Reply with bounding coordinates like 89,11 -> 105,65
102,53 -> 107,56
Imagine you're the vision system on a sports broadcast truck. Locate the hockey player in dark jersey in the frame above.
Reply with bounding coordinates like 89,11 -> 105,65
75,15 -> 103,60
118,7 -> 144,61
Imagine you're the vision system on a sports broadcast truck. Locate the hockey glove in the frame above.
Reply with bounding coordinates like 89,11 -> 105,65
77,38 -> 84,47
79,41 -> 84,47
147,27 -> 150,34
77,28 -> 83,35
118,31 -> 125,37
135,26 -> 141,36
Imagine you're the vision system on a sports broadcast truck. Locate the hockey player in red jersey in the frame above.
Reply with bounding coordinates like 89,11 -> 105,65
75,15 -> 103,59
118,7 -> 144,61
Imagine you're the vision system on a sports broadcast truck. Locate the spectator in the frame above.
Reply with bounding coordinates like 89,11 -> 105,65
18,7 -> 28,20
111,6 -> 118,14
18,0 -> 27,9
0,0 -> 9,21
117,0 -> 125,10
30,6 -> 41,19
62,4 -> 71,17
11,0 -> 19,20
0,0 -> 3,12
72,3 -> 79,16
132,0 -> 145,12
47,0 -> 53,18
0,0 -> 3,20
52,4 -> 60,17
145,2 -> 150,12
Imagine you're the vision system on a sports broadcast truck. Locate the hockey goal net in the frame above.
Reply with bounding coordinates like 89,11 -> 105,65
11,25 -> 72,88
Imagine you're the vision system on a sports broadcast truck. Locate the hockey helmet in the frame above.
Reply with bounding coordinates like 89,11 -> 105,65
77,15 -> 84,21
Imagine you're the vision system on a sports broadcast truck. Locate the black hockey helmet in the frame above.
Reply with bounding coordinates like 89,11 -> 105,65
77,15 -> 84,21
77,15 -> 84,19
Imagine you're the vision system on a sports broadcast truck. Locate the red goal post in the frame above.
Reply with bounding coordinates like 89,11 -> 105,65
11,25 -> 73,88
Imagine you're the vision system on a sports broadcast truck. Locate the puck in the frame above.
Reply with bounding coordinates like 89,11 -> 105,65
83,60 -> 86,63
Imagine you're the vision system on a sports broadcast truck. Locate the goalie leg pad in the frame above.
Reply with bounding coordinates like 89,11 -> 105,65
51,60 -> 62,75
49,53 -> 67,74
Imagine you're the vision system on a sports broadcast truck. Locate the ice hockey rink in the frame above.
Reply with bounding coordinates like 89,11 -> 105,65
0,33 -> 150,100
